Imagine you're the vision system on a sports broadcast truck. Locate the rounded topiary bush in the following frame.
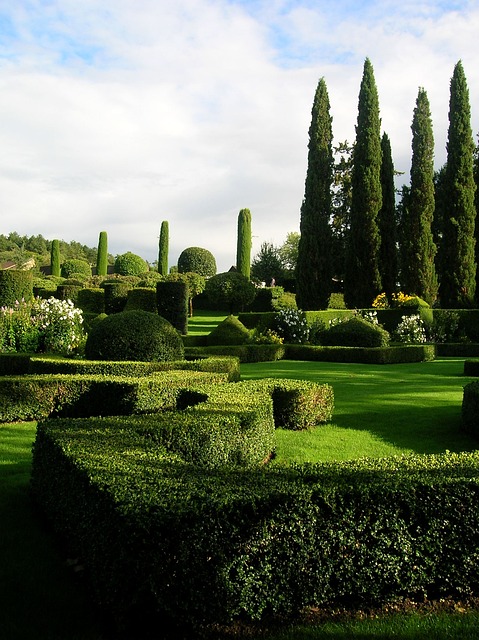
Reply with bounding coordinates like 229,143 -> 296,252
205,271 -> 256,313
84,310 -> 184,362
61,259 -> 92,279
320,316 -> 390,347
114,252 -> 149,276
178,247 -> 217,277
207,315 -> 250,346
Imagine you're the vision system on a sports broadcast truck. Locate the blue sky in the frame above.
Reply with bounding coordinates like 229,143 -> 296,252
0,0 -> 477,270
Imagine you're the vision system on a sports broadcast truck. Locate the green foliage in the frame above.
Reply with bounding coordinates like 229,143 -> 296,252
156,280 -> 188,334
274,308 -> 309,344
393,314 -> 427,344
177,246 -> 217,277
50,239 -> 61,277
185,344 -> 286,363
102,281 -> 131,314
236,208 -> 252,279
439,61 -> 477,307
251,242 -> 283,285
55,284 -> 82,304
95,231 -> 108,277
205,272 -> 256,313
61,258 -> 91,279
285,343 -> 435,364
85,310 -> 184,362
296,77 -> 333,310
0,270 -> 33,307
158,221 -> 169,276
344,58 -> 382,308
320,316 -> 390,347
378,133 -> 399,300
124,287 -> 157,313
77,288 -> 105,314
462,381 -> 479,437
114,251 -> 148,276
206,314 -> 250,346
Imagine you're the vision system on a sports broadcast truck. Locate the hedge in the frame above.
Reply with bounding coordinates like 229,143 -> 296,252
0,270 -> 33,307
30,434 -> 479,635
462,381 -> 479,437
285,344 -> 436,364
436,343 -> 479,357
0,371 -> 229,422
185,344 -> 286,363
124,287 -> 157,313
77,288 -> 105,314
464,360 -> 479,376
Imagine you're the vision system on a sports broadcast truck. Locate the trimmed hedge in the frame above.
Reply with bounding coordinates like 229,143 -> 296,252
77,288 -> 105,314
319,316 -> 390,348
0,270 -> 33,307
55,284 -> 82,303
0,371 -> 230,422
185,344 -> 286,363
285,344 -> 436,364
206,314 -> 250,346
156,280 -> 188,334
103,282 -> 130,314
436,343 -> 479,357
30,436 -> 479,635
464,360 -> 479,376
462,381 -> 479,437
27,354 -> 241,382
124,287 -> 157,313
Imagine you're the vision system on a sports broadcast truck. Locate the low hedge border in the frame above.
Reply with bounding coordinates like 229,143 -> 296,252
437,343 -> 479,357
464,360 -> 479,376
185,344 -> 286,363
0,371 -> 230,422
30,433 -> 479,635
285,344 -> 436,364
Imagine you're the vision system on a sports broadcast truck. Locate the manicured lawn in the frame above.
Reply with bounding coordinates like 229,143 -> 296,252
2,355 -> 479,639
187,310 -> 228,335
241,357 -> 478,463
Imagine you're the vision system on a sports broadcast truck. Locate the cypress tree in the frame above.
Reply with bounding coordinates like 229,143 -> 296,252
50,239 -> 61,277
158,221 -> 169,276
344,58 -> 382,308
236,208 -> 252,279
377,132 -> 398,301
474,138 -> 479,303
439,61 -> 476,308
96,231 -> 108,277
404,88 -> 438,304
296,77 -> 333,310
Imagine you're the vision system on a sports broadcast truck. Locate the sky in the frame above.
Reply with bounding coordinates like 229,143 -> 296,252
0,0 -> 478,272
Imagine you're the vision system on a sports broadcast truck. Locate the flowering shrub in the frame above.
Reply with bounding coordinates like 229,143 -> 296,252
31,297 -> 85,355
372,292 -> 389,309
250,328 -> 284,345
274,308 -> 309,344
393,314 -> 427,344
0,299 -> 40,353
358,309 -> 379,325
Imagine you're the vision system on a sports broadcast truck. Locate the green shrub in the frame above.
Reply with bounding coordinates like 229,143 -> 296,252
114,252 -> 148,276
237,312 -> 276,331
205,272 -> 256,313
185,344 -> 286,363
136,271 -> 164,288
177,246 -> 217,277
124,287 -> 157,313
285,344 -> 435,364
61,259 -> 92,279
0,270 -> 33,307
77,288 -> 105,314
436,343 -> 479,357
156,281 -> 188,334
320,316 -> 390,347
103,282 -> 131,314
55,284 -> 82,304
464,360 -> 479,376
85,310 -> 184,362
206,315 -> 250,346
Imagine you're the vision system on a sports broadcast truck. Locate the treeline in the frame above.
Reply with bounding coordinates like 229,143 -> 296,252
296,58 -> 479,310
0,232 -> 113,269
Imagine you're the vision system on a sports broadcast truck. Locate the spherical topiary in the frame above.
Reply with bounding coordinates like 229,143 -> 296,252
114,252 -> 149,276
84,310 -> 184,362
320,316 -> 390,347
177,247 -> 217,277
205,271 -> 256,313
61,259 -> 92,279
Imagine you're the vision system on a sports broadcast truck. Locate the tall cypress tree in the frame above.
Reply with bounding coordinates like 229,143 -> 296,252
474,137 -> 479,303
377,132 -> 397,301
296,77 -> 333,310
344,58 -> 382,308
236,208 -> 252,280
404,88 -> 438,304
439,61 -> 476,307
158,221 -> 169,276
50,239 -> 60,277
96,231 -> 108,277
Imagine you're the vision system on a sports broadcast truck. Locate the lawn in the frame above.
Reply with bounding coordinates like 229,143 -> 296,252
1,355 -> 479,639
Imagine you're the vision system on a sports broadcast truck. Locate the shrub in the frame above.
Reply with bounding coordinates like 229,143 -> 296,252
103,282 -> 131,314
177,247 -> 217,277
320,316 -> 390,347
205,272 -> 256,313
55,284 -> 82,304
462,381 -> 479,437
61,259 -> 92,279
428,310 -> 461,343
0,270 -> 33,307
0,299 -> 39,353
124,287 -> 157,313
393,314 -> 427,344
84,310 -> 184,362
77,288 -> 105,314
274,308 -> 309,344
207,315 -> 250,346
114,252 -> 149,276
32,297 -> 85,355
156,280 -> 188,334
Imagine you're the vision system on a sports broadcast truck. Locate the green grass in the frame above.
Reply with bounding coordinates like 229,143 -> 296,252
187,310 -> 228,335
240,357 -> 478,463
2,356 -> 479,639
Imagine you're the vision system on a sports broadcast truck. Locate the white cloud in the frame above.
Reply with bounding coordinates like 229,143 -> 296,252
0,0 -> 478,271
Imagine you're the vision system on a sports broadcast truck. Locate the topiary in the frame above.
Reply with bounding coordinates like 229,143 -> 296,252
177,247 -> 217,277
206,315 -> 250,346
84,310 -> 184,362
114,252 -> 149,276
320,316 -> 390,347
61,259 -> 92,279
205,271 -> 256,313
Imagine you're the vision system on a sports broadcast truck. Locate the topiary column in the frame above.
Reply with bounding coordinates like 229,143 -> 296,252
158,221 -> 169,276
156,280 -> 188,334
96,231 -> 108,277
50,239 -> 61,278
